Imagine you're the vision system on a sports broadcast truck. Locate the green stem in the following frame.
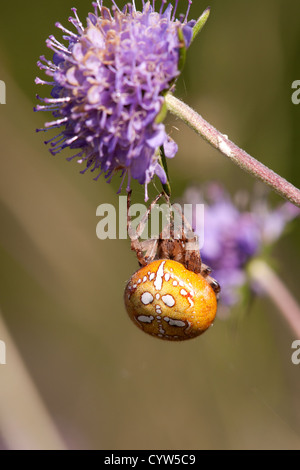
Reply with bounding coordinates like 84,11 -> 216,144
165,93 -> 300,208
158,146 -> 172,197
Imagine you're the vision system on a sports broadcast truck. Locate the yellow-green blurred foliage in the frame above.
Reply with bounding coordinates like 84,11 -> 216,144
0,0 -> 299,449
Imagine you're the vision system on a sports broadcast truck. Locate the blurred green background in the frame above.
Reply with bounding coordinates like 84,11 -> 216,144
0,0 -> 300,450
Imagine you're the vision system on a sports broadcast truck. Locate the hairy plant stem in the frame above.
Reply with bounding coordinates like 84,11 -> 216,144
248,259 -> 300,338
165,94 -> 300,208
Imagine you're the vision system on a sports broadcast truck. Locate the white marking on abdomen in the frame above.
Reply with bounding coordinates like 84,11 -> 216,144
156,314 -> 165,335
141,292 -> 154,305
137,315 -> 154,323
164,317 -> 186,328
180,289 -> 188,296
154,261 -> 165,291
161,294 -> 175,307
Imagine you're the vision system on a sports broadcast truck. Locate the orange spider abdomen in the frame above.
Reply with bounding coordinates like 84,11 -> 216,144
124,260 -> 217,341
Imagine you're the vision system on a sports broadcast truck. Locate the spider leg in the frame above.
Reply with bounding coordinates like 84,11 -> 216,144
127,190 -> 164,266
127,190 -> 145,265
165,203 -> 202,273
199,257 -> 220,297
206,275 -> 221,298
180,211 -> 202,272
138,239 -> 159,264
127,190 -> 164,240
200,263 -> 212,276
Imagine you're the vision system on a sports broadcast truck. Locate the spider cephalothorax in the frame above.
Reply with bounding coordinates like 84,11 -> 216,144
124,191 -> 220,341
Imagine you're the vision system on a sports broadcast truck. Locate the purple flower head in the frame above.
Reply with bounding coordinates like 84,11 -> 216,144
35,1 -> 195,200
184,183 -> 300,308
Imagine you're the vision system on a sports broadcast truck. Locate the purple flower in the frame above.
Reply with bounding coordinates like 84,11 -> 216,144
184,183 -> 300,308
35,1 -> 195,200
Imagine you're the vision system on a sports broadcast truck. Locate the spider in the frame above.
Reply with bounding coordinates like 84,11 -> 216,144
124,191 -> 220,341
